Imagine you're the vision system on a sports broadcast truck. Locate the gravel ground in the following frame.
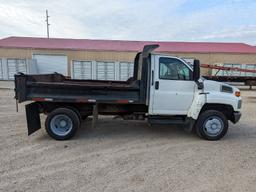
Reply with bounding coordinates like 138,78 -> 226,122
0,83 -> 256,192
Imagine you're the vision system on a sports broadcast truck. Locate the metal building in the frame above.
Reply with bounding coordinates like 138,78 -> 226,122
0,36 -> 256,80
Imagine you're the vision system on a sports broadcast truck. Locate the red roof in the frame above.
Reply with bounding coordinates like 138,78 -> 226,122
0,36 -> 256,54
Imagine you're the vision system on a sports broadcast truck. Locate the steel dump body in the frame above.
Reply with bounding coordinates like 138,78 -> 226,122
15,45 -> 160,106
15,73 -> 143,104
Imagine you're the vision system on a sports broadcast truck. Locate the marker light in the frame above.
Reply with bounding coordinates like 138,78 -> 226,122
235,91 -> 241,97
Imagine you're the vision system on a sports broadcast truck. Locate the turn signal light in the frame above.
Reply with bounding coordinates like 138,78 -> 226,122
235,91 -> 241,97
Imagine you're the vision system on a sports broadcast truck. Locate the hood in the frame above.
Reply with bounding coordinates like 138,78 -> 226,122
203,79 -> 239,93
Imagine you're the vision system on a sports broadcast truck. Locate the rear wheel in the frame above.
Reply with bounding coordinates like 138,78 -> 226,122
195,110 -> 228,141
45,108 -> 81,140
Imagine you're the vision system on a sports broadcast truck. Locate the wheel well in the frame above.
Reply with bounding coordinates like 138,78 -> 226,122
200,104 -> 235,122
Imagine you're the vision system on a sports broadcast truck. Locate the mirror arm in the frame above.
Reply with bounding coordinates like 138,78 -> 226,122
195,80 -> 204,90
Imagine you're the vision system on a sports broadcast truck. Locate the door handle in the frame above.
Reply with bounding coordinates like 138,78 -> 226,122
155,81 -> 159,90
151,71 -> 154,85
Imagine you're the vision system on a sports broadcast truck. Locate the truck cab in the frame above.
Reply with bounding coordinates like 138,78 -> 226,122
147,51 -> 241,140
14,45 -> 242,141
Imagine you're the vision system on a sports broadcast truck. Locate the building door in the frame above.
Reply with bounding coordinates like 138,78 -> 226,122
33,54 -> 68,75
7,59 -> 27,80
72,61 -> 92,79
119,62 -> 134,81
96,61 -> 115,80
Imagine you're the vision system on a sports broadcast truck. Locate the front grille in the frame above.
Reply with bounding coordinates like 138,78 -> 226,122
238,100 -> 242,109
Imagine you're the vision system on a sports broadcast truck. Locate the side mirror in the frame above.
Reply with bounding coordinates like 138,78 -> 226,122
193,59 -> 200,81
193,59 -> 203,89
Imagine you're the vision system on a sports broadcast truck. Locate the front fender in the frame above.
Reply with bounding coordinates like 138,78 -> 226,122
188,91 -> 241,122
187,92 -> 207,120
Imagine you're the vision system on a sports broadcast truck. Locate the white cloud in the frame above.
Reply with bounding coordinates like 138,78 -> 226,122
0,0 -> 255,45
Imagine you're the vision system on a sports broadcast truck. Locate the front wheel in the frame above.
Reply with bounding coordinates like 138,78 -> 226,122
45,108 -> 81,140
195,110 -> 228,141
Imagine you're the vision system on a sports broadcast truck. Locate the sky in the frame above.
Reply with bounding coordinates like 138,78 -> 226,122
0,0 -> 255,44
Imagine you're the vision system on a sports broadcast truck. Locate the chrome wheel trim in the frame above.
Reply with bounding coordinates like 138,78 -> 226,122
50,114 -> 73,136
203,116 -> 224,137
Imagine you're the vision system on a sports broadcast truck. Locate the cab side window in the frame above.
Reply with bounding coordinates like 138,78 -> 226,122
159,57 -> 192,80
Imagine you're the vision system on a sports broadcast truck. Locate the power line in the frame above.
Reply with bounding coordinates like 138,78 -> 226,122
46,10 -> 50,38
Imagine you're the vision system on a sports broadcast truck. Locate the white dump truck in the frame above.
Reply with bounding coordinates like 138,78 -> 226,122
14,45 -> 242,140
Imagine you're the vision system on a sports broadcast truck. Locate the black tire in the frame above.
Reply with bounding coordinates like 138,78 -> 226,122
81,115 -> 88,120
45,108 -> 80,140
195,110 -> 228,141
65,106 -> 82,126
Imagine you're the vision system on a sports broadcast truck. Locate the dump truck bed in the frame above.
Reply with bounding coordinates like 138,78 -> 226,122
15,73 -> 142,104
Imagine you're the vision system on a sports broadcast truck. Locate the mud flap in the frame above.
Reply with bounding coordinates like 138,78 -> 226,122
25,102 -> 41,135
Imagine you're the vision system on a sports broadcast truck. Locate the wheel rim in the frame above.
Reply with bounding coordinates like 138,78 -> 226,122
50,114 -> 73,136
203,116 -> 224,137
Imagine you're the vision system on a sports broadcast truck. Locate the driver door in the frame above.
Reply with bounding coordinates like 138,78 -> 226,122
149,56 -> 196,115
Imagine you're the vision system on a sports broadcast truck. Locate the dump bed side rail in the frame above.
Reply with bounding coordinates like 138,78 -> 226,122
14,73 -> 141,104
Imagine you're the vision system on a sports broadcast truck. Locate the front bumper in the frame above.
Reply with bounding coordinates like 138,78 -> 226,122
231,112 -> 241,124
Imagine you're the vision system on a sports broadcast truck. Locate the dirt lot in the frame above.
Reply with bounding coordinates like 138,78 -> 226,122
0,82 -> 256,192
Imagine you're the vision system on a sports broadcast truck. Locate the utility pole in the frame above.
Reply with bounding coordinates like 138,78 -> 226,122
45,10 -> 50,38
